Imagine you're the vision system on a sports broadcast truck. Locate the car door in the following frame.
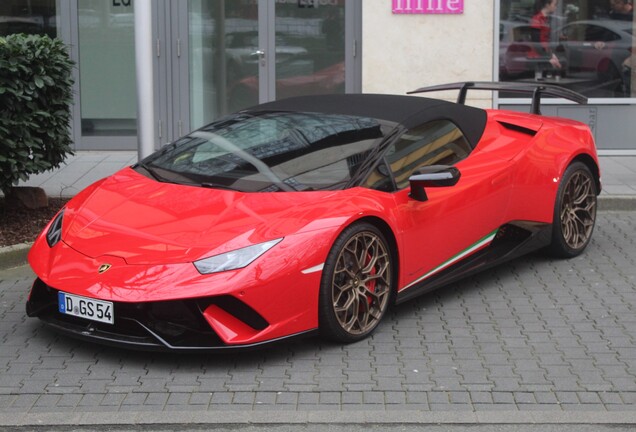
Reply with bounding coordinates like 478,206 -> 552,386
368,120 -> 514,292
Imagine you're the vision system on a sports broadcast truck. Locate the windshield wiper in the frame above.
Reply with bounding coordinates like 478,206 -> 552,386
190,130 -> 295,192
200,182 -> 239,191
136,162 -> 165,182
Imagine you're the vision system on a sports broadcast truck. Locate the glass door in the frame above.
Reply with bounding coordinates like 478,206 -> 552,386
272,0 -> 347,100
187,0 -> 359,132
188,0 -> 263,129
74,0 -> 138,149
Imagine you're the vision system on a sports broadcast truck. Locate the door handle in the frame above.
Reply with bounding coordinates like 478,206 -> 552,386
251,50 -> 266,66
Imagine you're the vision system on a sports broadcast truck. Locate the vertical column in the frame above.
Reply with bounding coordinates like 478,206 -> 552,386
135,0 -> 155,159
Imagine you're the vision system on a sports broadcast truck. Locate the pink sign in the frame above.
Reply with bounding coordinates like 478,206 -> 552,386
392,0 -> 464,14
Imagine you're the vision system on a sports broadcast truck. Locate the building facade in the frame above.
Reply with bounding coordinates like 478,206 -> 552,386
2,0 -> 634,154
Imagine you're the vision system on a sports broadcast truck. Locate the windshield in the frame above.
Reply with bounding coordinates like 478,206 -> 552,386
137,111 -> 391,192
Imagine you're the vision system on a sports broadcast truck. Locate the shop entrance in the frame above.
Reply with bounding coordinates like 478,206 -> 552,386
2,1 -> 360,150
68,0 -> 360,150
185,0 -> 358,135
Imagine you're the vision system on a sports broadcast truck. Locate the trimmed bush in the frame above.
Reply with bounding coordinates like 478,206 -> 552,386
0,34 -> 74,196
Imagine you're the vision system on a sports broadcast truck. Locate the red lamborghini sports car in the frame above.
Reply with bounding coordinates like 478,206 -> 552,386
26,82 -> 600,351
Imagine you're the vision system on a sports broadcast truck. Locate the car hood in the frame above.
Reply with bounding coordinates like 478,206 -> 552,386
61,168 -> 348,265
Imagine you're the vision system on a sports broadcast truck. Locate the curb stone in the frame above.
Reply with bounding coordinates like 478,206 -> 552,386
598,195 -> 636,211
2,410 -> 636,426
0,242 -> 31,270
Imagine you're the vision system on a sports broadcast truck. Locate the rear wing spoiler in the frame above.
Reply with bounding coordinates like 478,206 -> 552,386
407,81 -> 587,115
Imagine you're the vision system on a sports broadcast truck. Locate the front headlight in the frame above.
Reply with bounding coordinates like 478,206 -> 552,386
193,238 -> 283,275
46,209 -> 65,248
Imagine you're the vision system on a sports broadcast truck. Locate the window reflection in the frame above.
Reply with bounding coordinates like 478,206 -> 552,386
272,1 -> 346,99
189,0 -> 260,129
78,0 -> 137,136
499,0 -> 635,98
189,0 -> 347,130
144,111 -> 386,192
364,121 -> 472,192
0,0 -> 57,37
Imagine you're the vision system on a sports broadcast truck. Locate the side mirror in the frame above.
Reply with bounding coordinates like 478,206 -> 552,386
408,165 -> 461,202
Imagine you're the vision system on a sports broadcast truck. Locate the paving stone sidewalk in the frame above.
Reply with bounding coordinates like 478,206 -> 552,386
0,212 -> 635,423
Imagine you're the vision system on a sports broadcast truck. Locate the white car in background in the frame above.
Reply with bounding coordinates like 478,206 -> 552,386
560,19 -> 634,95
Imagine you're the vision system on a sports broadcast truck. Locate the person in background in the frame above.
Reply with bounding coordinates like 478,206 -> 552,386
609,0 -> 634,21
530,0 -> 563,75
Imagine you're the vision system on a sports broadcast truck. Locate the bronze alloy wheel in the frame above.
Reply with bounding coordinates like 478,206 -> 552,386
559,169 -> 597,250
549,161 -> 597,258
319,223 -> 393,342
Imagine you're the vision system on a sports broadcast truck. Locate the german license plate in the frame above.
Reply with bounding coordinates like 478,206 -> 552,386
58,292 -> 114,324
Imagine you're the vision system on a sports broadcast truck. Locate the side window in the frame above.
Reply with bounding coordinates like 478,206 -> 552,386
564,24 -> 582,42
365,120 -> 471,191
584,25 -> 620,43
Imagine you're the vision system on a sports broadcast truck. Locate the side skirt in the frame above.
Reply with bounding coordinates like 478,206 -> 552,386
395,221 -> 552,305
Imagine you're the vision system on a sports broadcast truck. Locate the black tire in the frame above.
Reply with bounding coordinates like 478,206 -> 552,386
548,161 -> 597,258
319,223 -> 393,343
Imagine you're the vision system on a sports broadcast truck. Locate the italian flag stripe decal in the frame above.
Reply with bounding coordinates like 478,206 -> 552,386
404,229 -> 499,290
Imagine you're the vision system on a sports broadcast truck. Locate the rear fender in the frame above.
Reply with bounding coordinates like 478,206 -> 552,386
507,123 -> 598,223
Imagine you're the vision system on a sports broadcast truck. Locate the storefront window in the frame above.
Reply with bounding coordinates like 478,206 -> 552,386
0,0 -> 58,37
78,0 -> 136,136
499,0 -> 636,98
273,1 -> 346,100
189,0 -> 346,129
189,0 -> 259,129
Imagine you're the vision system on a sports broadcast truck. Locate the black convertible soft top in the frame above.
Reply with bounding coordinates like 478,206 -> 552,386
247,94 -> 488,149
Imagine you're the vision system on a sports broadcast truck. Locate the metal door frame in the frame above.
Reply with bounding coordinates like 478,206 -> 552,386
155,0 -> 190,147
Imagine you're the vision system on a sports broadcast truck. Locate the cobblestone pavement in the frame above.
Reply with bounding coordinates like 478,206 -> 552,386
0,211 -> 635,419
3,425 -> 636,432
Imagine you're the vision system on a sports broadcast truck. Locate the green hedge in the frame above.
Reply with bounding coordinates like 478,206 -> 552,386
0,34 -> 74,195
